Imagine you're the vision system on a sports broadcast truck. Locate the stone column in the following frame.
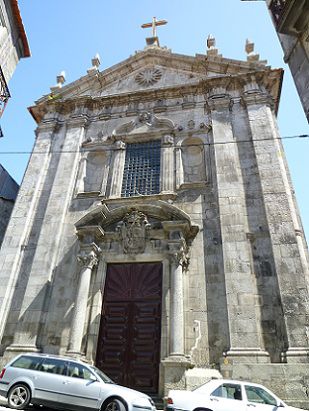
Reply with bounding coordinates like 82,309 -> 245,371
109,140 -> 126,198
169,252 -> 185,356
67,243 -> 101,356
175,144 -> 184,189
160,135 -> 175,194
209,89 -> 269,362
243,90 -> 309,362
162,221 -> 192,394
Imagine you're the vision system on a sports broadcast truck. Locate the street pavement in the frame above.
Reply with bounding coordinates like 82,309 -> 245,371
0,395 -> 54,411
0,395 -> 9,410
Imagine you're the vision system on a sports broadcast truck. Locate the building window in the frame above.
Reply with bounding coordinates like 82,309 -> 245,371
121,140 -> 161,197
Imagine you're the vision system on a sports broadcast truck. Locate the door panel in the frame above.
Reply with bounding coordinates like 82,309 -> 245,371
96,263 -> 162,394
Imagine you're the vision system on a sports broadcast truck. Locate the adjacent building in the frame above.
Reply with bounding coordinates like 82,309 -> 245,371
0,0 -> 29,243
266,0 -> 309,122
0,0 -> 30,116
0,33 -> 308,408
0,164 -> 18,246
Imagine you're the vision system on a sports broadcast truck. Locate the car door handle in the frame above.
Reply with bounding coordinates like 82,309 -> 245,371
63,381 -> 71,385
210,397 -> 219,402
247,404 -> 256,407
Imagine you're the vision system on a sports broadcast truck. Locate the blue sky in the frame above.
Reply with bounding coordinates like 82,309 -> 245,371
1,0 -> 308,239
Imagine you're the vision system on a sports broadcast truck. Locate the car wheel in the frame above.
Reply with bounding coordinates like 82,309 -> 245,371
102,398 -> 126,411
8,384 -> 31,410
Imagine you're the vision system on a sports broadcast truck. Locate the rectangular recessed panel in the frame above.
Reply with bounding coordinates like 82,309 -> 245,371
121,140 -> 161,197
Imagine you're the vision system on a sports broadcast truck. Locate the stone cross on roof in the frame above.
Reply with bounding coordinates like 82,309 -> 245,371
141,17 -> 168,37
141,17 -> 167,47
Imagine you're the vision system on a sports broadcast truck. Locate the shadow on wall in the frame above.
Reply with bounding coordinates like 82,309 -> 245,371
0,240 -> 80,357
0,146 -> 65,355
231,102 -> 288,362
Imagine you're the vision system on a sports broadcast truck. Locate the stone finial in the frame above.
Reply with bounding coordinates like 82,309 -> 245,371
56,71 -> 66,86
92,53 -> 100,68
50,71 -> 66,92
207,34 -> 216,49
245,39 -> 260,62
245,39 -> 267,65
207,34 -> 219,56
87,53 -> 101,75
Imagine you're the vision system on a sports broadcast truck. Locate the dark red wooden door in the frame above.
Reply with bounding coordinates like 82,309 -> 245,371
95,263 -> 162,394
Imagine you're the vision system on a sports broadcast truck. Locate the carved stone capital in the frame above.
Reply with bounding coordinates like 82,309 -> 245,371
242,91 -> 274,109
77,244 -> 101,269
66,115 -> 89,129
36,119 -> 60,134
162,134 -> 174,146
114,140 -> 126,150
207,94 -> 232,111
168,239 -> 189,269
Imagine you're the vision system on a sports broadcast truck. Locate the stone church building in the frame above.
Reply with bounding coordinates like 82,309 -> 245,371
0,32 -> 308,407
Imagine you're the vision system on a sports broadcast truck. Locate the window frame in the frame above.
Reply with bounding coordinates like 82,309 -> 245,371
121,139 -> 161,198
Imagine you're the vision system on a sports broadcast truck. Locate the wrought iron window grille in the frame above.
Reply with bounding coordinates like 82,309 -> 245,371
121,140 -> 161,197
0,65 -> 10,118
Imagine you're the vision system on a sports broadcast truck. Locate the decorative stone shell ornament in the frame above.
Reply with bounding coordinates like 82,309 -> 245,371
135,68 -> 162,86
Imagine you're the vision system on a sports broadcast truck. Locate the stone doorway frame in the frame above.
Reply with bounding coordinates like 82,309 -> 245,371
69,200 -> 199,396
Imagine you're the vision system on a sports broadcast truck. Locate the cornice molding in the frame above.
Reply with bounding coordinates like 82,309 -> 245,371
29,69 -> 281,123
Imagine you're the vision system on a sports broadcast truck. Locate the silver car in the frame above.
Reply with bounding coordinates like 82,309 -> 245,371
0,353 -> 157,411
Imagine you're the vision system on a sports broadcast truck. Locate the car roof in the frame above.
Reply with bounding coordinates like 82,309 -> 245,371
202,378 -> 276,391
13,352 -> 90,365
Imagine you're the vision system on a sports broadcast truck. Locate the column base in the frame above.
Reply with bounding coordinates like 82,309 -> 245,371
5,344 -> 41,353
161,355 -> 193,395
224,347 -> 270,363
1,344 -> 41,366
281,347 -> 309,363
66,350 -> 84,359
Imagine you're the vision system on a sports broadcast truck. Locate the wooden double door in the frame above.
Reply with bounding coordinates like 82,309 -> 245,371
95,262 -> 162,394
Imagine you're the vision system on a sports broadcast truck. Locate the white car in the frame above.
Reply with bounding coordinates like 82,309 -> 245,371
165,378 -> 305,411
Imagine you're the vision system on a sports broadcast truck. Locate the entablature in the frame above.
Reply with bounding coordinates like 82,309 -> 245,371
30,68 -> 282,124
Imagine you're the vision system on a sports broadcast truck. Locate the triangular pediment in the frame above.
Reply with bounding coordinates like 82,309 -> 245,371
35,47 -> 272,104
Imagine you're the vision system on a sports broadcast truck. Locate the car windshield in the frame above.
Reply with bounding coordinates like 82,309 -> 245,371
89,365 -> 114,384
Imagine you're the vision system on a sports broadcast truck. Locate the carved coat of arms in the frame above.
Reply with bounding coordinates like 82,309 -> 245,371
118,210 -> 151,254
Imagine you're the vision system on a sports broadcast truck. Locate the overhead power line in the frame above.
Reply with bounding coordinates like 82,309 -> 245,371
0,134 -> 308,155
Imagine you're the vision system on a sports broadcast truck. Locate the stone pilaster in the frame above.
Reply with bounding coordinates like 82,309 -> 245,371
109,140 -> 126,198
160,134 -> 175,194
4,116 -> 88,354
67,243 -> 101,356
243,91 -> 309,363
175,145 -> 184,190
0,120 -> 58,349
75,152 -> 87,195
209,90 -> 269,362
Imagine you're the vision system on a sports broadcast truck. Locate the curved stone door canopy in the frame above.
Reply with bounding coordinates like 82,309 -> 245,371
69,200 -> 199,379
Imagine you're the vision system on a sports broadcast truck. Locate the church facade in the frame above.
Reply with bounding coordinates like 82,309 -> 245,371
0,37 -> 308,407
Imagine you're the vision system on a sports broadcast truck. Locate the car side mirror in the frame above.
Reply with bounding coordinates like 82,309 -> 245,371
89,375 -> 98,382
277,401 -> 285,407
